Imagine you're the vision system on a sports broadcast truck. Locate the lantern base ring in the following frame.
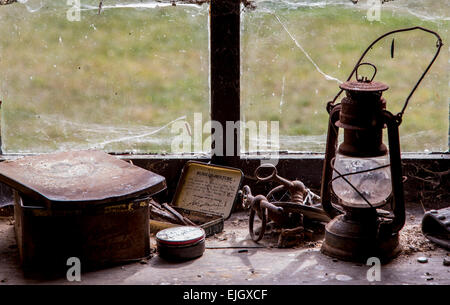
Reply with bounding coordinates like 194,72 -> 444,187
321,213 -> 401,264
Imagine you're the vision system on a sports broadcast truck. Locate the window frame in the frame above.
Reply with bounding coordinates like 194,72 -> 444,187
0,0 -> 448,207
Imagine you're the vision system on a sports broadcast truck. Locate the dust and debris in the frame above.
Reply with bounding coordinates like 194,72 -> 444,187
303,240 -> 323,249
425,272 -> 434,281
255,224 -> 324,249
230,214 -> 248,226
213,232 -> 228,241
139,259 -> 149,265
0,206 -> 14,217
214,209 -> 326,249
0,216 -> 14,226
400,223 -> 436,256
0,0 -> 16,5
443,257 -> 450,266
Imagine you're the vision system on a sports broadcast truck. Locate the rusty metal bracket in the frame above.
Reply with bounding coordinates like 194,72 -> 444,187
241,164 -> 329,245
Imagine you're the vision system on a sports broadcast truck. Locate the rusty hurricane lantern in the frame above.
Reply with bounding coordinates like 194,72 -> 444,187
320,27 -> 443,263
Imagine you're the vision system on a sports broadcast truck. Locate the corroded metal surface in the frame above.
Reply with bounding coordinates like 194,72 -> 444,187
339,80 -> 389,92
241,164 -> 328,246
14,191 -> 152,272
0,150 -> 166,205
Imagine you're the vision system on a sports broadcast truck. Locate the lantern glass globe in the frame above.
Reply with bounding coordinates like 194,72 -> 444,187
332,153 -> 392,208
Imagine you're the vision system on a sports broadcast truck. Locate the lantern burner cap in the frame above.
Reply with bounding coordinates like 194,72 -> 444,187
339,80 -> 389,92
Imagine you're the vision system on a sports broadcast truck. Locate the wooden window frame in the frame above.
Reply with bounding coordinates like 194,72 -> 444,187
0,0 -> 448,208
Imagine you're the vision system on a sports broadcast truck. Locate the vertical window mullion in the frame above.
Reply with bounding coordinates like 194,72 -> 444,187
210,0 -> 241,166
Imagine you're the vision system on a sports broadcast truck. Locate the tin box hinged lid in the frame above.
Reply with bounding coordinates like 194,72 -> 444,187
171,161 -> 243,220
0,150 -> 166,207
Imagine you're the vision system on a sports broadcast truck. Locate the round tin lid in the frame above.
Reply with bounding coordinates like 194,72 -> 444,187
156,226 -> 205,246
339,80 -> 389,92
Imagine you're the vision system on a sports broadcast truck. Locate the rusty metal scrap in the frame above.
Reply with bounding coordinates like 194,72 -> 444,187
241,164 -> 329,247
161,202 -> 196,226
150,200 -> 181,224
150,199 -> 197,226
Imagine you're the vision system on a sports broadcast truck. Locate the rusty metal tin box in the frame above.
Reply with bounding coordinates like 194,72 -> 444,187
14,192 -> 153,271
0,150 -> 166,271
150,161 -> 243,237
156,226 -> 206,261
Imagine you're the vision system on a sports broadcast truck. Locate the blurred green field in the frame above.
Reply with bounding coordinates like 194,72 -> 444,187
0,1 -> 448,153
242,1 -> 449,152
0,1 -> 210,153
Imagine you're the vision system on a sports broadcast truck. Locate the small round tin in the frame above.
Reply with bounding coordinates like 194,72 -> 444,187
156,226 -> 206,261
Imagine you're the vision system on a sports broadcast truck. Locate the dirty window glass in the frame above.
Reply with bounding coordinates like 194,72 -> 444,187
0,0 -> 209,154
241,0 -> 449,153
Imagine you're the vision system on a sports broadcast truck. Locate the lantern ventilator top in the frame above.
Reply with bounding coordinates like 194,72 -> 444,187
339,62 -> 389,93
334,62 -> 390,159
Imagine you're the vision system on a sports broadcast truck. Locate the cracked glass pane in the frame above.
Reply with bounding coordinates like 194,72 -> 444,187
242,0 -> 449,153
0,0 -> 210,154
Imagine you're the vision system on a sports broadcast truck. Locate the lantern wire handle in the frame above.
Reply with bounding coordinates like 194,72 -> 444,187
355,62 -> 377,83
329,26 -> 443,122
